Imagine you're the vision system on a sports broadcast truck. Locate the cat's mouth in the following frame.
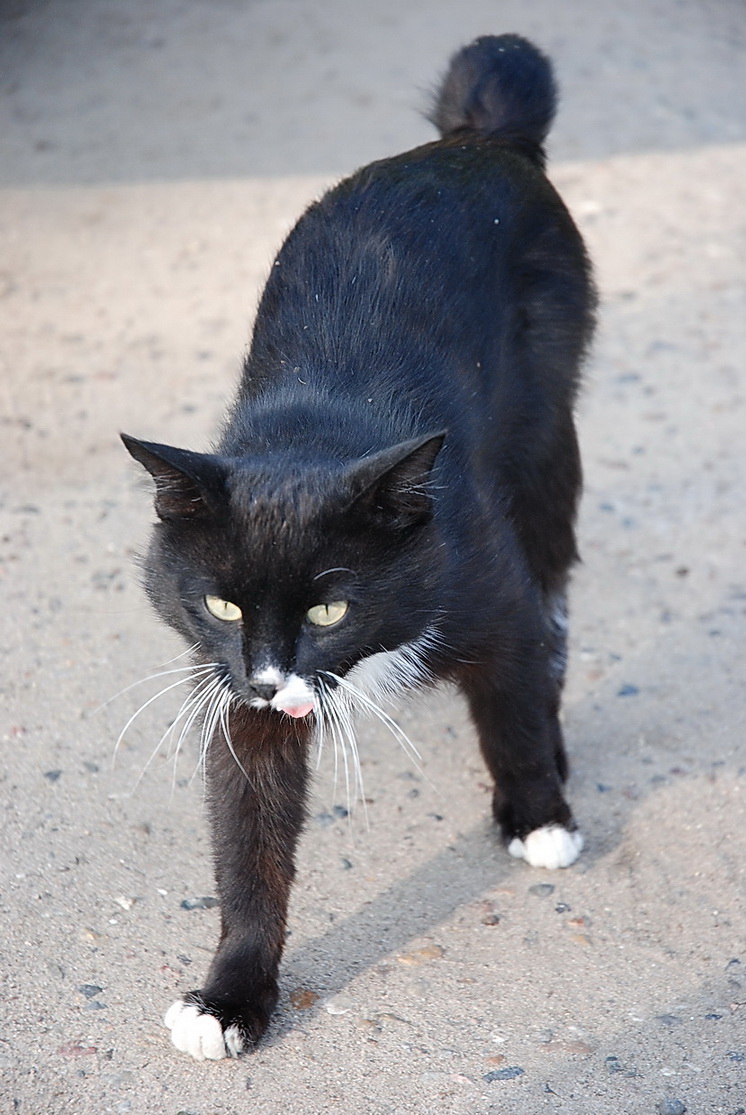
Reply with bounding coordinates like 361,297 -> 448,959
274,698 -> 315,719
246,668 -> 317,720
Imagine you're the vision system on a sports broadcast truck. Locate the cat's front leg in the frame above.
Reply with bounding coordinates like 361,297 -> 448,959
165,706 -> 310,1059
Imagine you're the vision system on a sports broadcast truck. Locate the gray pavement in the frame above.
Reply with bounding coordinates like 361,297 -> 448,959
1,1 -> 745,1112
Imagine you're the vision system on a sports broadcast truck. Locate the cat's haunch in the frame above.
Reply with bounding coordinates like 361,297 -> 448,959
124,32 -> 595,1060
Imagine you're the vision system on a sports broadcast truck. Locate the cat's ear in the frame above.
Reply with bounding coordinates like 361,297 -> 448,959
121,434 -> 226,521
345,431 -> 446,528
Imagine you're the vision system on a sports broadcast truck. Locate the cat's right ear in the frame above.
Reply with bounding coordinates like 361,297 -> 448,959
121,434 -> 226,521
344,431 -> 446,529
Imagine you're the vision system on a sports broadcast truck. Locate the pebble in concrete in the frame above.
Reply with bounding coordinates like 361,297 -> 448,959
657,1100 -> 686,1115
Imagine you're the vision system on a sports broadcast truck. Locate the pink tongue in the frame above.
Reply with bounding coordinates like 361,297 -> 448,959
282,702 -> 315,719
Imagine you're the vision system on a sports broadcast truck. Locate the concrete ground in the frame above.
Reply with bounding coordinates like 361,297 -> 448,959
1,1 -> 745,1112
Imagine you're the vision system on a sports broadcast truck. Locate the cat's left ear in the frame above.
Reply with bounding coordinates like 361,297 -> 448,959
345,431 -> 446,529
121,434 -> 227,521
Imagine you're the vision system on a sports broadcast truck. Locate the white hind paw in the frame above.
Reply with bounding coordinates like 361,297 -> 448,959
508,824 -> 583,869
164,999 -> 244,1061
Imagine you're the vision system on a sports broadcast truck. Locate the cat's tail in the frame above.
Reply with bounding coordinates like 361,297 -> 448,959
430,34 -> 557,161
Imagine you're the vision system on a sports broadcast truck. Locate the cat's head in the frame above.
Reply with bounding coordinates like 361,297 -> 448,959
122,432 -> 445,719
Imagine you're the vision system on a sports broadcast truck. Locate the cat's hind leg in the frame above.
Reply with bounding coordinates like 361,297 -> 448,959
460,648 -> 582,869
544,586 -> 571,783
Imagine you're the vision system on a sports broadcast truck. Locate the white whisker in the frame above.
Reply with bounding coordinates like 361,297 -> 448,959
320,678 -> 342,795
168,673 -> 224,792
219,685 -> 250,782
313,686 -> 330,774
195,677 -> 227,784
314,685 -> 353,826
326,671 -> 425,770
334,699 -> 353,819
97,658 -> 218,714
130,671 -> 222,793
113,673 -> 208,765
310,630 -> 441,816
187,676 -> 242,787
163,672 -> 221,754
170,675 -> 221,753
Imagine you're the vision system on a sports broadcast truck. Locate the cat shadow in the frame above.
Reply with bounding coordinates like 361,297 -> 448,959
270,817 -> 507,1043
260,680 -> 624,1045
262,617 -> 732,1048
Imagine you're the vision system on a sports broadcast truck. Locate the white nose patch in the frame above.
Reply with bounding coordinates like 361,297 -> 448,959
270,673 -> 316,719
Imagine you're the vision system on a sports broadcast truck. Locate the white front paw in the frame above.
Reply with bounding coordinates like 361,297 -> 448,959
164,999 -> 244,1061
508,824 -> 583,869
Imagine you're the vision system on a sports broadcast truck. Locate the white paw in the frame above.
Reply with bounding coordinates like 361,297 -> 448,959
507,824 -> 583,869
224,1023 -> 245,1058
164,1000 -> 244,1060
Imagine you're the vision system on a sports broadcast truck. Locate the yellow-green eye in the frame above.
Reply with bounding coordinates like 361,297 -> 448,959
204,595 -> 243,622
306,601 -> 348,627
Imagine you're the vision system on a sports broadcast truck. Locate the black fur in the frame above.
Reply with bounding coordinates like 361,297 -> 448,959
123,33 -> 595,1056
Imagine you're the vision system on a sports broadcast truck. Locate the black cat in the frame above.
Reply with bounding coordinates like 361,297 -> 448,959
123,34 -> 595,1060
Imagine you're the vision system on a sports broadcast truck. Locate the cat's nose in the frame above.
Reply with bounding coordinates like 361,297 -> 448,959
248,681 -> 278,702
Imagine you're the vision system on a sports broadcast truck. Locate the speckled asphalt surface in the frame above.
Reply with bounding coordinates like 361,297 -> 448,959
1,2 -> 745,1112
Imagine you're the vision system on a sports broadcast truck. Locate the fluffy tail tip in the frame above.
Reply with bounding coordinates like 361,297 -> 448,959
430,34 -> 557,151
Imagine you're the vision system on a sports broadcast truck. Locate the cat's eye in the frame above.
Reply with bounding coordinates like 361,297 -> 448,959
204,595 -> 243,622
306,601 -> 348,627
